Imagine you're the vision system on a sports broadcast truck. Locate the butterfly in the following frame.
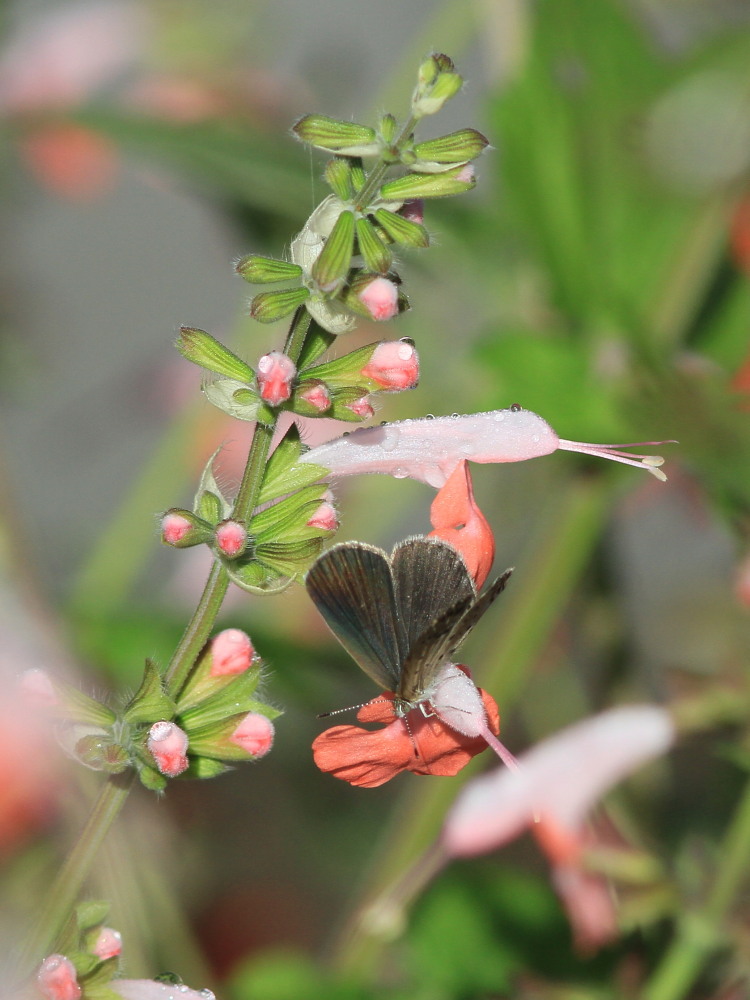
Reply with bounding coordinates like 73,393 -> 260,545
305,536 -> 512,733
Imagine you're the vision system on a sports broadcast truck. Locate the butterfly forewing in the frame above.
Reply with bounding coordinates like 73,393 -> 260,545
397,594 -> 474,704
444,568 -> 514,653
305,542 -> 404,690
390,537 -> 476,650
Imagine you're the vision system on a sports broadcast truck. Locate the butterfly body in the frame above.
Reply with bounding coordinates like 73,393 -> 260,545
305,536 -> 512,724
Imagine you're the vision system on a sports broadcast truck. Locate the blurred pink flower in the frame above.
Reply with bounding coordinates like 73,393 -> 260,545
36,955 -> 80,1000
93,926 -> 123,960
111,981 -> 214,1000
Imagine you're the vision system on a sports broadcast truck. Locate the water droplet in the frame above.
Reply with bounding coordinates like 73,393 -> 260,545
380,420 -> 388,426
199,991 -> 216,1000
451,412 -> 459,419
510,402 -> 522,412
399,336 -> 415,346
425,413 -> 435,420
393,467 -> 408,479
493,411 -> 505,422
342,431 -> 350,437
381,429 -> 400,451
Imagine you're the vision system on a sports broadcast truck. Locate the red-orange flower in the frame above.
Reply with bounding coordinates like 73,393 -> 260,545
312,672 -> 500,788
428,458 -> 495,587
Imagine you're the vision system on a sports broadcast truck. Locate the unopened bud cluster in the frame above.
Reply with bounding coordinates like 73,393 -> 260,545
32,628 -> 276,792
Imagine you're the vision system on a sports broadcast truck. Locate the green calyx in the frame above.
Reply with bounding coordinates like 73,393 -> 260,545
379,163 -> 475,201
250,286 -> 311,323
235,254 -> 302,284
311,209 -> 355,293
293,114 -> 379,156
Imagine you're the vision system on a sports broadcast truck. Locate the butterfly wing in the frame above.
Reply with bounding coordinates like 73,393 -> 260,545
444,567 -> 513,653
390,538 -> 476,704
305,541 -> 405,690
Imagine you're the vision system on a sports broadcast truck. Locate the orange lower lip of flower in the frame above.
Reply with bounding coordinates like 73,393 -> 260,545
312,686 -> 500,788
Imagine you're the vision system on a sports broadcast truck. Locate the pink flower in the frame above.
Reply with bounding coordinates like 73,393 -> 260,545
147,721 -> 189,777
301,406 -> 673,488
256,351 -> 296,406
161,512 -> 193,545
19,668 -> 58,707
93,926 -> 123,960
357,277 -> 399,321
427,460 -> 494,588
345,396 -> 374,419
214,520 -> 248,558
210,628 -> 255,676
37,955 -> 81,1000
298,380 -> 332,412
361,340 -> 419,390
306,492 -> 338,532
313,674 -> 500,788
229,713 -> 275,757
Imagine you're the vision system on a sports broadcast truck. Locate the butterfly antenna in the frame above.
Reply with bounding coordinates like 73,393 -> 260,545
317,698 -> 390,719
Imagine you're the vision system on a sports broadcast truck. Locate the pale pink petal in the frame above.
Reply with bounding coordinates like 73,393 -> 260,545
229,713 -> 275,757
358,277 -> 399,321
361,340 -> 419,389
147,721 -> 189,777
210,629 -> 255,676
300,408 -> 671,488
443,706 -> 674,857
552,863 -> 619,953
37,955 -> 81,1000
256,351 -> 296,406
111,981 -> 214,1000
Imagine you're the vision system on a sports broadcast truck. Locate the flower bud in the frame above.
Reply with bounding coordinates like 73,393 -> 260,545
176,327 -> 254,382
37,955 -> 81,1000
413,128 -> 489,165
250,286 -> 310,323
373,207 -> 429,247
292,114 -> 379,156
306,491 -> 338,532
256,351 -> 297,406
296,379 -> 332,414
360,339 -> 419,389
215,519 -> 248,558
354,275 -> 399,321
161,509 -> 213,548
211,628 -> 255,676
324,158 -> 355,200
380,163 -> 475,201
93,926 -> 123,960
311,209 -> 355,293
229,712 -> 275,758
412,53 -> 463,117
345,396 -> 374,419
147,721 -> 189,777
235,254 -> 302,284
355,216 -> 392,273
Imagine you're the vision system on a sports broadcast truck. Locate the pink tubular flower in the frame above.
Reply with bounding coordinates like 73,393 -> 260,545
256,351 -> 296,406
298,380 -> 332,412
300,406 -> 673,488
147,721 -> 189,777
357,276 -> 399,321
312,674 -> 500,788
210,628 -> 255,676
37,955 -> 81,1000
215,520 -> 247,558
161,511 -> 193,546
427,459 -> 494,588
93,926 -> 123,960
306,491 -> 338,532
361,340 -> 419,389
230,712 -> 275,758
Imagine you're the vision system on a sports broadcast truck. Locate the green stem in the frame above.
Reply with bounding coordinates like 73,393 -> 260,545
164,560 -> 230,695
17,773 -> 134,974
355,115 -> 418,210
643,776 -> 750,1000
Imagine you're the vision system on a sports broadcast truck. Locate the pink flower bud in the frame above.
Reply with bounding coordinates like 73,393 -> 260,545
357,276 -> 399,321
298,380 -> 332,412
19,668 -> 58,707
230,712 -> 275,757
257,351 -> 296,406
306,491 -> 338,532
361,339 -> 419,390
210,628 -> 255,676
147,721 -> 189,777
215,519 -> 247,558
161,512 -> 192,545
346,396 -> 374,419
93,926 -> 122,960
37,955 -> 81,1000
400,199 -> 424,224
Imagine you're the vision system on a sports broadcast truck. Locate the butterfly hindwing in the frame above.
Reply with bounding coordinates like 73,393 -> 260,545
305,542 -> 404,690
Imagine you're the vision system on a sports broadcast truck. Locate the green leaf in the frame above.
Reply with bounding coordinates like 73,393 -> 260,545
202,377 -> 267,423
250,484 -> 329,540
258,425 -> 328,505
122,660 -> 176,725
177,327 -> 254,381
178,669 -> 264,729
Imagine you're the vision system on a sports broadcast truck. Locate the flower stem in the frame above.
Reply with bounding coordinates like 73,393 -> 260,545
643,775 -> 750,1000
16,772 -> 134,975
355,115 -> 418,210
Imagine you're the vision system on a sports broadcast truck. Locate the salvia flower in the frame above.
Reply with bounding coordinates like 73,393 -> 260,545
300,405 -> 673,488
256,351 -> 296,406
147,721 -> 189,777
210,628 -> 255,677
230,712 -> 275,758
93,926 -> 123,960
214,519 -> 248,559
306,491 -> 338,532
37,955 -> 81,1000
355,275 -> 400,321
312,669 -> 500,788
111,981 -> 215,1000
360,339 -> 419,389
427,459 -> 494,588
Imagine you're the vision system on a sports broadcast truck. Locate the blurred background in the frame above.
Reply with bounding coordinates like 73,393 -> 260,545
2,0 -> 750,997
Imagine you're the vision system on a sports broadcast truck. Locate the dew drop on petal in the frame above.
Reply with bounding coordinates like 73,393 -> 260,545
381,429 -> 400,451
393,467 -> 408,479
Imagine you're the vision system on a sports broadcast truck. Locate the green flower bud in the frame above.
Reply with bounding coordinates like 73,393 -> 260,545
413,128 -> 489,164
373,208 -> 430,248
74,733 -> 129,773
379,163 -> 475,201
412,54 -> 462,117
324,158 -> 354,200
136,761 -> 167,792
293,114 -> 379,155
311,209 -> 355,293
355,216 -> 392,273
122,660 -> 176,726
235,254 -> 303,284
250,286 -> 311,323
177,327 -> 254,382
378,113 -> 399,147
